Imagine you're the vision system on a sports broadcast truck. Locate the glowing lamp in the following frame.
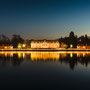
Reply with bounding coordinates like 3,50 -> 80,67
83,46 -> 85,49
5,46 -> 7,49
70,44 -> 73,48
10,46 -> 13,49
22,44 -> 26,48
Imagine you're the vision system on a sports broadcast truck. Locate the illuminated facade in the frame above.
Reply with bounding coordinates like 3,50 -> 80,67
0,46 -> 13,49
31,40 -> 60,49
77,45 -> 90,49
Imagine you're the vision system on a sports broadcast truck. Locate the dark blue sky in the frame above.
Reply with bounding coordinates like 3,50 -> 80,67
0,0 -> 90,39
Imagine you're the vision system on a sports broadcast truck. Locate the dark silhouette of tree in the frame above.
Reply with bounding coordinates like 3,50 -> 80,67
0,34 -> 11,45
11,34 -> 24,48
58,31 -> 78,48
69,31 -> 74,37
78,35 -> 90,46
84,34 -> 90,45
25,39 -> 31,48
68,31 -> 77,48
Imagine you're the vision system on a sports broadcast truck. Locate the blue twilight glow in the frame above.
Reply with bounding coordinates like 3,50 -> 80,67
0,0 -> 90,39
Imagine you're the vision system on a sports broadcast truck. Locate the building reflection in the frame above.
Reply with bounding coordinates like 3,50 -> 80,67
31,52 -> 60,61
0,51 -> 90,70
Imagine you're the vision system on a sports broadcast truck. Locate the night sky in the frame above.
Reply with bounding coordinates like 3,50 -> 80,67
0,0 -> 90,39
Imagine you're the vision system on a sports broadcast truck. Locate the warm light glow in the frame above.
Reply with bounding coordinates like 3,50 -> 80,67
31,40 -> 60,49
77,46 -> 80,49
18,53 -> 22,58
31,52 -> 60,61
18,44 -> 22,49
10,46 -> 13,49
77,45 -> 89,49
10,52 -> 13,57
83,46 -> 86,49
23,53 -> 25,58
61,43 -> 68,48
70,53 -> 73,58
22,44 -> 26,48
0,51 -> 90,60
5,46 -> 7,49
70,44 -> 73,48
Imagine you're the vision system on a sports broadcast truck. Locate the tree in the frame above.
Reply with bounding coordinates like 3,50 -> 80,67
0,34 -> 11,45
11,34 -> 24,48
78,35 -> 90,45
69,31 -> 77,48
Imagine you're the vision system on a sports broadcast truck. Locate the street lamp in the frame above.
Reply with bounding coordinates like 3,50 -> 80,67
70,44 -> 73,48
22,44 -> 26,48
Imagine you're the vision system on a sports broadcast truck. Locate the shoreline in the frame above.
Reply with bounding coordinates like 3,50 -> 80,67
0,49 -> 90,51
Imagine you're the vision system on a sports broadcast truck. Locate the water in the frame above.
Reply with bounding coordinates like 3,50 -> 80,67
0,51 -> 90,89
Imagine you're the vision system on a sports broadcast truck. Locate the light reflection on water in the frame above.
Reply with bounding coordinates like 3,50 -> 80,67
1,51 -> 90,89
0,51 -> 90,70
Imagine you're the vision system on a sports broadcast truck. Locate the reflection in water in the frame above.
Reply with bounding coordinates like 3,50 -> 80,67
70,53 -> 73,58
31,52 -> 60,61
0,51 -> 90,70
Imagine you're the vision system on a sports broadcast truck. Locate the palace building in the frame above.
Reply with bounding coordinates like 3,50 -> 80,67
31,40 -> 60,49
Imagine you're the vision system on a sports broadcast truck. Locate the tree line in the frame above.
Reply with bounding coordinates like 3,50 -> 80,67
0,31 -> 90,48
58,31 -> 90,48
0,34 -> 25,48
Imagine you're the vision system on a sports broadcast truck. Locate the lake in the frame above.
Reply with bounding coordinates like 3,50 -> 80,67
0,51 -> 90,89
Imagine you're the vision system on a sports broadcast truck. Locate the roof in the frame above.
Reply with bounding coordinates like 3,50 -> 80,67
31,39 -> 59,43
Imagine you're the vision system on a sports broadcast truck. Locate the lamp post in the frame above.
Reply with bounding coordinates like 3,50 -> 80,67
70,44 -> 73,48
